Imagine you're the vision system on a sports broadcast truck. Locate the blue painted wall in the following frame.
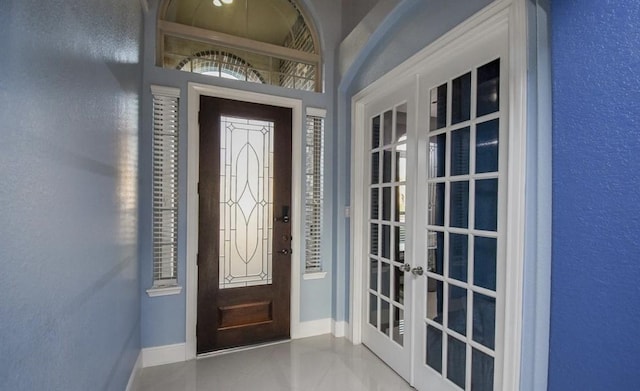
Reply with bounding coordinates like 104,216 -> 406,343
550,1 -> 640,390
345,0 -> 494,94
0,1 -> 142,390
140,0 -> 341,348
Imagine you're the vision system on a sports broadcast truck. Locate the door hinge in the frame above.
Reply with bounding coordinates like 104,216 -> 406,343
197,182 -> 200,194
197,253 -> 199,266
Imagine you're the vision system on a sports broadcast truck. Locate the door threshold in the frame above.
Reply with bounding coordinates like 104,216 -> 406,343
197,338 -> 291,359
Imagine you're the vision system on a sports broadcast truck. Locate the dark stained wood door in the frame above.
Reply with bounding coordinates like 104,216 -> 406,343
197,96 -> 292,354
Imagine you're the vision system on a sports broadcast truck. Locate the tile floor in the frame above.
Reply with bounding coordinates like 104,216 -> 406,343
138,335 -> 413,391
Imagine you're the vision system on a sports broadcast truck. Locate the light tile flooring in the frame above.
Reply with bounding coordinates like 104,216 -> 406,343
139,335 -> 413,391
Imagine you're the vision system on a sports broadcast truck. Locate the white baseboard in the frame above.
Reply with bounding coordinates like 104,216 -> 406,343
292,318 -> 332,339
141,319 -> 341,369
332,320 -> 347,338
142,343 -> 186,368
125,351 -> 142,391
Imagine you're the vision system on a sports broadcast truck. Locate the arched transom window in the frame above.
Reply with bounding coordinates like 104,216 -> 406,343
158,0 -> 322,92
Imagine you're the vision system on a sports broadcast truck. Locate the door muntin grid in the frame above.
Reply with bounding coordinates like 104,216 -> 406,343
368,103 -> 408,346
219,116 -> 274,289
424,58 -> 502,391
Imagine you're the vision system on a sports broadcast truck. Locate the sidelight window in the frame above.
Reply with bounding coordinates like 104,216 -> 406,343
304,108 -> 325,273
150,85 -> 180,289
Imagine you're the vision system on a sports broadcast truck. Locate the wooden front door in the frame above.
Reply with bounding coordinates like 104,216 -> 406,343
197,96 -> 292,354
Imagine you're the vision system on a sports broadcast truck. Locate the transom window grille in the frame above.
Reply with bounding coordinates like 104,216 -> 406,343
151,85 -> 180,287
305,108 -> 325,272
158,0 -> 322,92
176,50 -> 266,83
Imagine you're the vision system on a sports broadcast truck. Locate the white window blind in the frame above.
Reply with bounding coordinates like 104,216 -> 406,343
151,85 -> 180,287
305,108 -> 325,273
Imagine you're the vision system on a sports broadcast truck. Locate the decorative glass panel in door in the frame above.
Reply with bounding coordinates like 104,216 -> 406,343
415,47 -> 506,391
364,86 -> 415,383
219,116 -> 274,289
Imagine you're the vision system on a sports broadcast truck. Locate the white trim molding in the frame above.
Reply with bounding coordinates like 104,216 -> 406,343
125,351 -> 142,391
305,107 -> 327,118
292,318 -> 332,339
302,271 -> 327,280
349,1 -> 528,390
150,84 -> 180,98
146,286 -> 182,297
332,320 -> 347,338
142,343 -> 187,368
501,1 -> 529,389
186,83 -> 303,360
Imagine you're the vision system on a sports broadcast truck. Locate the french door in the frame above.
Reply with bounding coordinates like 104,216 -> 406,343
362,82 -> 417,382
362,25 -> 508,391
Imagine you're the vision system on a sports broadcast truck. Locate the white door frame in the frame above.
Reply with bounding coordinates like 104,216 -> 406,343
349,1 -> 528,389
185,83 -> 303,359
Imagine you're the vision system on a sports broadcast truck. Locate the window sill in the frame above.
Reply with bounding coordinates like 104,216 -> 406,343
146,285 -> 183,297
303,272 -> 327,280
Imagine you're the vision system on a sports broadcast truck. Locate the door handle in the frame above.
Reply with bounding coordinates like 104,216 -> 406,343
278,248 -> 292,255
411,266 -> 424,276
400,263 -> 411,273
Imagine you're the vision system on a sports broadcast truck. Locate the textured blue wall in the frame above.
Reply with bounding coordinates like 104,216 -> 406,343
0,1 -> 142,390
345,0 -> 494,93
550,1 -> 640,389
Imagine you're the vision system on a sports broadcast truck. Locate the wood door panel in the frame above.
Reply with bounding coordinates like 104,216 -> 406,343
197,96 -> 292,354
218,300 -> 273,330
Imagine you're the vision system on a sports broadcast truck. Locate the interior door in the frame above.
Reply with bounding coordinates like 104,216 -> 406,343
363,83 -> 416,382
197,96 -> 292,354
413,30 -> 508,391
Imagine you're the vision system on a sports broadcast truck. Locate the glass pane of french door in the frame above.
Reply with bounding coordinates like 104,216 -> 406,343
418,56 -> 504,391
363,91 -> 414,382
369,103 -> 407,340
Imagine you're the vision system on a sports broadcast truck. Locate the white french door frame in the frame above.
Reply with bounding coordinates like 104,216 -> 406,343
359,79 -> 419,382
185,83 -> 304,360
349,1 -> 528,389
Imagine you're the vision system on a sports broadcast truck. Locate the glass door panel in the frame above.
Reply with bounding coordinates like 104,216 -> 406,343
415,52 -> 505,391
219,116 -> 274,289
368,104 -> 408,341
364,89 -> 415,383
